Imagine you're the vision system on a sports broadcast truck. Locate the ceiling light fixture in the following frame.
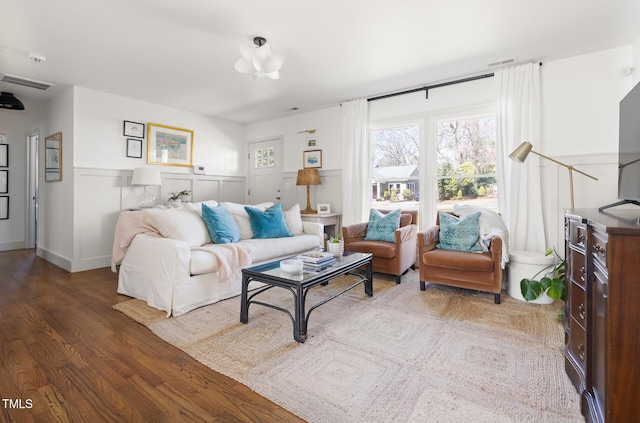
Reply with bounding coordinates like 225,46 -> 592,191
0,92 -> 25,110
234,36 -> 284,80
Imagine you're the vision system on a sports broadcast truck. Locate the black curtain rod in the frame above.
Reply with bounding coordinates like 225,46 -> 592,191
368,73 -> 495,102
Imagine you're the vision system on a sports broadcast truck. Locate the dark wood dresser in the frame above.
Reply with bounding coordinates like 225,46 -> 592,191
564,209 -> 640,423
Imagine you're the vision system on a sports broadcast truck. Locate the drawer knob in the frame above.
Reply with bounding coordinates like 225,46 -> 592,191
593,243 -> 606,255
578,233 -> 585,242
578,343 -> 586,360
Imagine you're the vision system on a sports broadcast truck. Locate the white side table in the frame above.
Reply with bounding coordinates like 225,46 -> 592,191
300,213 -> 341,239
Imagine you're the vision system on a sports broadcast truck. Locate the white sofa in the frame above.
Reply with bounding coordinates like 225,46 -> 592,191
112,201 -> 324,316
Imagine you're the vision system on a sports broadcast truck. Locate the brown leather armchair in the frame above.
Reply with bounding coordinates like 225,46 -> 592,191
343,210 -> 417,284
418,213 -> 503,304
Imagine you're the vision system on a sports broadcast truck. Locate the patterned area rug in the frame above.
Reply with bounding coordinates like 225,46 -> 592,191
114,270 -> 583,423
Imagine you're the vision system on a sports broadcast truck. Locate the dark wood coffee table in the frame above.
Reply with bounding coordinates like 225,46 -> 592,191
240,252 -> 373,343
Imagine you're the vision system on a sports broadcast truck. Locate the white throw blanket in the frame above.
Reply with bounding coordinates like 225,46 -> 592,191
111,208 -> 163,271
191,243 -> 253,286
453,204 -> 510,269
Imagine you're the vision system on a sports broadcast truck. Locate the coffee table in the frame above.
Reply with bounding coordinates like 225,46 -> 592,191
240,252 -> 373,343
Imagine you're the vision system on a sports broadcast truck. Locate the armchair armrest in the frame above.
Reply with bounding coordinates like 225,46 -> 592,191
395,224 -> 417,243
418,226 -> 439,250
342,222 -> 369,245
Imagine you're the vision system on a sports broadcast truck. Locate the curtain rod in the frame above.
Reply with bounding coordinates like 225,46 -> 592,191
367,73 -> 495,102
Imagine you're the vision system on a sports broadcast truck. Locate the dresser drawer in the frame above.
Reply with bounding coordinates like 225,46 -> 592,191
569,249 -> 587,290
568,318 -> 587,369
570,220 -> 587,249
570,281 -> 587,330
591,230 -> 608,270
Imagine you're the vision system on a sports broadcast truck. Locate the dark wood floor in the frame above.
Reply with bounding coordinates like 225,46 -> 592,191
0,249 -> 304,423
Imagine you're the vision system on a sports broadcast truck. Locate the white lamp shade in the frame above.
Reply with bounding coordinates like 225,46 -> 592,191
131,168 -> 161,186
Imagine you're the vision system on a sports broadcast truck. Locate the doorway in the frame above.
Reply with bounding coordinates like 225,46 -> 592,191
247,138 -> 283,205
26,131 -> 38,248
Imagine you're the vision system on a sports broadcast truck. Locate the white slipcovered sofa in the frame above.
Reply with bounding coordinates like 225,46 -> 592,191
112,201 -> 324,316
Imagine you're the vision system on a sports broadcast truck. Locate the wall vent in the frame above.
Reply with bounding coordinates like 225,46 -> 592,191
488,58 -> 516,68
1,74 -> 54,90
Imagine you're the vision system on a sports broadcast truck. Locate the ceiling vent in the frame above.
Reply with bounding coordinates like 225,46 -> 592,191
488,58 -> 517,68
0,74 -> 54,91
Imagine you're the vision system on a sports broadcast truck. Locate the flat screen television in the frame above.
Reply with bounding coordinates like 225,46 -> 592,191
599,81 -> 640,211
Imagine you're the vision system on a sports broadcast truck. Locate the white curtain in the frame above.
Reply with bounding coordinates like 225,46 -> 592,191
495,63 -> 546,252
341,98 -> 370,227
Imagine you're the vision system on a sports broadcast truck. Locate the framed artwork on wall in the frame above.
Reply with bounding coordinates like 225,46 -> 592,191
303,149 -> 322,168
123,120 -> 145,138
0,196 -> 8,220
0,170 -> 7,194
126,138 -> 143,158
147,123 -> 194,167
0,144 -> 7,167
45,132 -> 62,182
306,136 -> 319,148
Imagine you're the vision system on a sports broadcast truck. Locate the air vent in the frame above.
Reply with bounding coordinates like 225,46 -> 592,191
488,58 -> 516,68
1,74 -> 54,91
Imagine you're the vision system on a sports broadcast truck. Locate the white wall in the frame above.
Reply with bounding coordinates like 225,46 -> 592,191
540,46 -> 636,250
0,111 -> 27,251
19,86 -> 246,271
244,106 -> 343,215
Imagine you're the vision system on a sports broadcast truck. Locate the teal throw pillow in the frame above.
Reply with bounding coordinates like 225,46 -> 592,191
244,203 -> 293,239
436,211 -> 482,252
364,209 -> 401,243
201,203 -> 241,244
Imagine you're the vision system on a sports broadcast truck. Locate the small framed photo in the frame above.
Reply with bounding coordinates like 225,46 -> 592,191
126,138 -> 143,158
123,120 -> 145,138
306,136 -> 319,148
317,203 -> 331,214
0,196 -> 7,220
303,149 -> 322,168
147,123 -> 194,167
0,144 -> 7,168
0,170 -> 7,194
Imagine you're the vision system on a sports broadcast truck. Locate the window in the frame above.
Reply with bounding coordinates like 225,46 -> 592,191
435,114 -> 497,212
370,125 -> 420,212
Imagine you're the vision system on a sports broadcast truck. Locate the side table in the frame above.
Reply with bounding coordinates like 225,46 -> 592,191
300,213 -> 341,239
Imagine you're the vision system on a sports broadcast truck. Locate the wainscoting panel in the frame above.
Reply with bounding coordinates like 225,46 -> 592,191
72,168 -> 245,272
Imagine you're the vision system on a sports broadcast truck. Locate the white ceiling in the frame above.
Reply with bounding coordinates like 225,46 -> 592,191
1,0 -> 639,124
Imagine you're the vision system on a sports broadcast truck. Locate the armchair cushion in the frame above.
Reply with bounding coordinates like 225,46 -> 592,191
364,208 -> 401,243
436,211 -> 482,252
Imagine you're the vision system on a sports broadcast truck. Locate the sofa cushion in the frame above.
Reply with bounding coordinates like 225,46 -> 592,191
284,203 -> 304,235
365,208 -> 400,243
201,203 -> 241,244
245,203 -> 292,239
147,208 -> 211,247
186,200 -> 219,215
436,211 -> 482,252
222,201 -> 273,239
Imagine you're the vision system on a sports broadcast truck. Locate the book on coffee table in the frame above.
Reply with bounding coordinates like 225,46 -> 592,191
296,251 -> 335,265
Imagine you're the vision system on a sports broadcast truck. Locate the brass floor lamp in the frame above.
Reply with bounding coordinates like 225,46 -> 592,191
509,142 -> 598,210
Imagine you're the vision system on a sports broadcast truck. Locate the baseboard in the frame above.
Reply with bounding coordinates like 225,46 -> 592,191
0,241 -> 27,251
37,247 -> 72,272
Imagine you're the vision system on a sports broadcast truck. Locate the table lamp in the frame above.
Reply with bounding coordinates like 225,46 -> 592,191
131,167 -> 162,208
296,168 -> 321,214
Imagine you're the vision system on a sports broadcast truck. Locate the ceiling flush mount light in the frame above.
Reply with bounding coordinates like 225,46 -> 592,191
234,36 -> 284,80
0,92 -> 25,110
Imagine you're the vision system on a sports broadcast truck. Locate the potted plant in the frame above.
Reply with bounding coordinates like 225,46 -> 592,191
326,233 -> 344,257
167,189 -> 191,204
520,247 -> 566,305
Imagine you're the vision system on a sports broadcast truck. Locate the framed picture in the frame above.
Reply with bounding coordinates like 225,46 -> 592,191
317,203 -> 331,214
0,170 -> 7,194
0,133 -> 6,143
147,123 -> 194,167
123,120 -> 145,138
303,149 -> 322,168
126,138 -> 143,158
45,132 -> 62,182
0,144 -> 7,168
0,196 -> 7,220
306,136 -> 319,148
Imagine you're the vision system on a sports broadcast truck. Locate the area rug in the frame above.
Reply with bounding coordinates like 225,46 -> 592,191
113,271 -> 583,423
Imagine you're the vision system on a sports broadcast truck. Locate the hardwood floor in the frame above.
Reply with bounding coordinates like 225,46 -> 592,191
0,249 -> 304,423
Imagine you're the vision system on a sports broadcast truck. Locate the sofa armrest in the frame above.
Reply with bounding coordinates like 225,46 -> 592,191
302,221 -> 325,248
418,226 -> 439,248
342,222 -> 369,246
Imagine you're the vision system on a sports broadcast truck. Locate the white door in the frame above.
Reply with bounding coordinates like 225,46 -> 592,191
27,131 -> 39,248
248,138 -> 282,204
